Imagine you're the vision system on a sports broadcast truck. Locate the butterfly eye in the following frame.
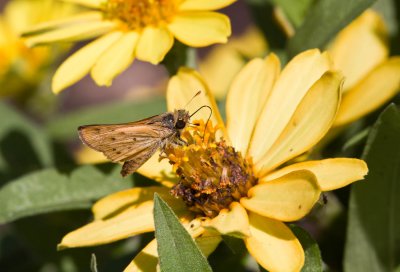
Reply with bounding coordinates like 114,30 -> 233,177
175,119 -> 186,129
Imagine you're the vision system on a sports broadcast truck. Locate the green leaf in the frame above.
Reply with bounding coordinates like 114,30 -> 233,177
162,41 -> 197,75
246,0 -> 287,50
373,0 -> 398,37
271,0 -> 314,27
344,104 -> 400,272
0,102 -> 53,178
287,0 -> 376,57
46,98 -> 166,141
342,127 -> 370,151
0,165 -> 133,224
290,225 -> 323,272
90,254 -> 98,272
153,193 -> 212,272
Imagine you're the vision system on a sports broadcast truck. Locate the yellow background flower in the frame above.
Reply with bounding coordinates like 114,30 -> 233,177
62,49 -> 367,271
22,0 -> 235,93
0,0 -> 74,97
328,10 -> 400,127
199,10 -> 400,130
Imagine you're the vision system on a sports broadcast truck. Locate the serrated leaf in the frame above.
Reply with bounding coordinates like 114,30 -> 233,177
46,98 -> 166,141
344,104 -> 400,272
287,0 -> 376,56
290,225 -> 323,272
0,165 -> 133,223
153,193 -> 212,272
0,102 -> 53,178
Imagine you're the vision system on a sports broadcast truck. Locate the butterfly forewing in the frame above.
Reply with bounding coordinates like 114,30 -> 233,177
78,113 -> 175,163
77,110 -> 191,177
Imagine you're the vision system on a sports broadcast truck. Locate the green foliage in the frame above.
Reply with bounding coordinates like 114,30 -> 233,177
0,165 -> 133,224
0,102 -> 53,180
245,0 -> 287,50
153,193 -> 212,272
91,254 -> 98,272
287,0 -> 376,56
271,0 -> 314,27
290,225 -> 323,272
344,104 -> 400,272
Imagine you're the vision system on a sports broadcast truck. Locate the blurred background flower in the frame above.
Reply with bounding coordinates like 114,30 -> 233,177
0,0 -> 74,111
23,0 -> 236,93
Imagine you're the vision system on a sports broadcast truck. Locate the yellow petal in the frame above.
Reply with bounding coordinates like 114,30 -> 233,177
58,201 -> 155,249
226,54 -> 280,155
199,45 -> 245,100
25,20 -> 115,47
264,158 -> 368,191
91,31 -> 139,86
75,146 -> 109,164
249,49 -> 333,163
255,71 -> 342,176
179,0 -> 236,11
136,27 -> 173,64
22,12 -> 102,37
124,239 -> 158,272
136,151 -> 177,188
245,212 -> 304,272
195,231 -> 222,257
241,170 -> 320,222
334,57 -> 400,127
199,26 -> 268,100
62,0 -> 103,8
182,217 -> 207,238
166,67 -> 228,140
92,187 -> 170,220
168,11 -> 231,47
204,202 -> 250,238
52,31 -> 122,93
328,10 -> 388,91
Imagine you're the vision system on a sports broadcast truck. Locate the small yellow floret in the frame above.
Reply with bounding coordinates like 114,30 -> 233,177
102,0 -> 177,30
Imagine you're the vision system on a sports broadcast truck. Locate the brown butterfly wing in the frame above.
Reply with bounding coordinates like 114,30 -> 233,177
78,113 -> 175,173
120,145 -> 159,177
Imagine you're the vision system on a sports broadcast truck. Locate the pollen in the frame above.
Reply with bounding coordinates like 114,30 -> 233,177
102,0 -> 178,30
167,120 -> 258,218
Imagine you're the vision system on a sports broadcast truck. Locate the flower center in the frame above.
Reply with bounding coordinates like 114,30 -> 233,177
166,121 -> 258,218
102,0 -> 178,30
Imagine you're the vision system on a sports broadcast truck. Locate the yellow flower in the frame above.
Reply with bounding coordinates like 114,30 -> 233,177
22,0 -> 235,93
198,25 -> 268,99
328,10 -> 400,127
200,10 -> 400,130
61,49 -> 368,271
0,0 -> 74,97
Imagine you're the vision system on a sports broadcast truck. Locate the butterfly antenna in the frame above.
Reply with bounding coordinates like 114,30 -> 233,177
184,90 -> 202,109
190,105 -> 212,142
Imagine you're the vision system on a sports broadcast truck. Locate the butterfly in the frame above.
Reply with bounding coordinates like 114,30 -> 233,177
78,92 -> 211,177
78,109 -> 191,177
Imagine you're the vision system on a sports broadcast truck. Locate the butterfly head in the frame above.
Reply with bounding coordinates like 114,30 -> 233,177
174,109 -> 190,130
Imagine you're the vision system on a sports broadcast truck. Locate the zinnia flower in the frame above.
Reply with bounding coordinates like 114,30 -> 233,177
60,49 -> 368,272
0,0 -> 74,97
198,25 -> 267,99
328,10 -> 400,127
22,0 -> 235,93
199,10 -> 400,129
